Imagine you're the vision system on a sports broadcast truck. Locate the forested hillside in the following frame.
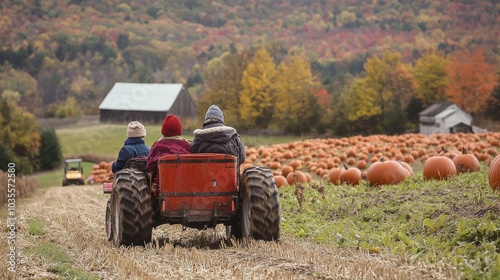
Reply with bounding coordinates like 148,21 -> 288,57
0,0 -> 499,134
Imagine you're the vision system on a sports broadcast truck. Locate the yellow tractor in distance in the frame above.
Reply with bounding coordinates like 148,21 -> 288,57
62,159 -> 85,186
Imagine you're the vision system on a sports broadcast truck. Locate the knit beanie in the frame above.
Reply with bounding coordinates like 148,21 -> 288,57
205,105 -> 224,123
127,121 -> 146,138
161,114 -> 182,137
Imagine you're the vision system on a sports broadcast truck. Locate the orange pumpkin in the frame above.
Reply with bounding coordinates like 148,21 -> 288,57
274,175 -> 288,187
339,165 -> 362,186
281,165 -> 294,177
356,159 -> 367,170
366,158 -> 407,187
327,168 -> 343,185
453,147 -> 480,173
286,171 -> 308,185
488,155 -> 500,190
423,156 -> 457,180
398,161 -> 414,177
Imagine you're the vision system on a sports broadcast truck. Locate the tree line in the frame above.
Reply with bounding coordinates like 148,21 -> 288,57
200,47 -> 499,136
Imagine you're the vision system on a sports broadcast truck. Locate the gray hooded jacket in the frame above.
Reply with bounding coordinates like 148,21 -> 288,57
192,122 -> 246,166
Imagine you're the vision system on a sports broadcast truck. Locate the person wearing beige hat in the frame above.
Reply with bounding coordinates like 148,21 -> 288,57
111,121 -> 150,173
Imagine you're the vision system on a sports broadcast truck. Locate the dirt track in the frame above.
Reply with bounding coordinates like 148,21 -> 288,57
2,185 -> 456,279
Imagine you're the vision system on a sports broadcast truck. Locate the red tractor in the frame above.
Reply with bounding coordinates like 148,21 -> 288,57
103,153 -> 280,247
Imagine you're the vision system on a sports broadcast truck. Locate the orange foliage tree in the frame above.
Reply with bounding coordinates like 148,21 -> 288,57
446,48 -> 497,115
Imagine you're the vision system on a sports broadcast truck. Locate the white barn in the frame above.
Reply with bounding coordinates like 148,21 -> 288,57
99,83 -> 196,123
419,101 -> 473,135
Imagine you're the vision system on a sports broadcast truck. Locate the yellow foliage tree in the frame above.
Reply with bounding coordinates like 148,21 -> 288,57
56,97 -> 83,118
201,51 -> 250,128
344,78 -> 381,121
345,51 -> 414,133
273,54 -> 320,133
413,51 -> 449,107
239,48 -> 276,129
364,51 -> 402,118
0,93 -> 41,174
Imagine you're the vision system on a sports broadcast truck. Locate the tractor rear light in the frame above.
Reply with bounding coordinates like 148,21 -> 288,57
231,200 -> 235,212
162,200 -> 166,212
103,182 -> 113,194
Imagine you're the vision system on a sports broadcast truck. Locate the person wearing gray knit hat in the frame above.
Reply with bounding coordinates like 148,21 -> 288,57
193,105 -> 245,168
112,121 -> 150,173
204,104 -> 225,124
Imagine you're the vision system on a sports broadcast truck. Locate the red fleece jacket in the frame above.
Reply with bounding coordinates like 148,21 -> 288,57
146,138 -> 192,175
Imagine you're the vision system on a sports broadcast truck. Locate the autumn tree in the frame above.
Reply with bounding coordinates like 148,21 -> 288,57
343,52 -> 415,134
413,51 -> 449,107
446,48 -> 497,115
200,51 -> 250,129
56,97 -> 83,118
272,54 -> 321,134
0,92 -> 41,174
239,48 -> 277,129
364,52 -> 412,133
386,64 -> 415,133
486,71 -> 500,120
364,52 -> 402,117
342,77 -> 381,134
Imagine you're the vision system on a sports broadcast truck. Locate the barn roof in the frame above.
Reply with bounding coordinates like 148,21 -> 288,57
98,83 -> 184,112
419,101 -> 454,117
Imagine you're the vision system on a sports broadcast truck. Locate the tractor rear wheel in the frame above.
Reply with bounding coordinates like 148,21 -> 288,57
235,166 -> 280,241
111,169 -> 152,247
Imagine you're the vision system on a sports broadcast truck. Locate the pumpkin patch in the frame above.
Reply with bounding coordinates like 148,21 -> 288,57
242,132 -> 500,187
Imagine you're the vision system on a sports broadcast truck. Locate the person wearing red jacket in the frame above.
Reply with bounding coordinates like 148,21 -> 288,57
146,114 -> 191,181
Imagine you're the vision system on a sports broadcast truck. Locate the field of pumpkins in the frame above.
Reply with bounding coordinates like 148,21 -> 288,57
238,132 -> 500,190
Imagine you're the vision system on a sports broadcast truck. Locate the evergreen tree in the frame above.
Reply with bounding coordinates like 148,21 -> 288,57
38,127 -> 63,170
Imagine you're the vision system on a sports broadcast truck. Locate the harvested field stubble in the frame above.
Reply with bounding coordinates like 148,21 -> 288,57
0,185 -> 455,279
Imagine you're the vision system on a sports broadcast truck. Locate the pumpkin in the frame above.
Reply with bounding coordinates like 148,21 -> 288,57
281,165 -> 294,177
356,159 -> 367,170
488,155 -> 500,190
267,161 -> 281,170
366,158 -> 407,187
274,175 -> 288,187
327,168 -> 343,185
339,164 -> 362,186
453,147 -> 480,173
398,161 -> 414,177
305,172 -> 313,182
289,160 -> 303,170
423,156 -> 457,180
286,171 -> 308,185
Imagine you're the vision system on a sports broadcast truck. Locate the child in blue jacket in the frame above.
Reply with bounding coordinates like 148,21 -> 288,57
111,121 -> 150,173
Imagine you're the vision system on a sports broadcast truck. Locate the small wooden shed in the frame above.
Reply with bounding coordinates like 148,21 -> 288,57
419,101 -> 473,135
98,83 -> 196,123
